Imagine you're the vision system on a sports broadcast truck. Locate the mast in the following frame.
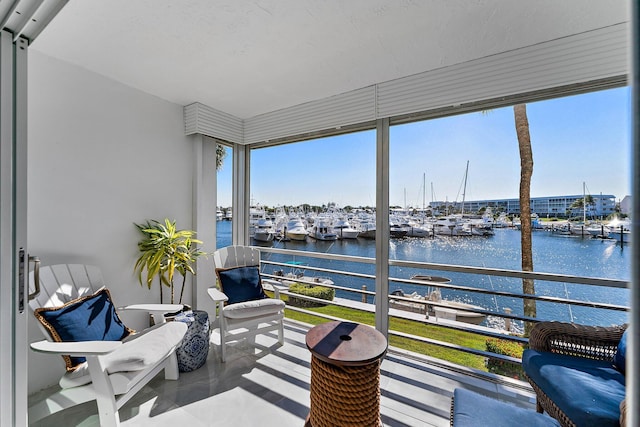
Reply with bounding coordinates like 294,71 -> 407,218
422,173 -> 425,211
461,160 -> 469,215
583,181 -> 586,222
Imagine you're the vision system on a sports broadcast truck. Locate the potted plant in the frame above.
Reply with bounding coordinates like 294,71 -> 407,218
134,218 -> 206,305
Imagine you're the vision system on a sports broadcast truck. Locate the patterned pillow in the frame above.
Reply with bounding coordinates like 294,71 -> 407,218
34,288 -> 132,371
216,266 -> 267,305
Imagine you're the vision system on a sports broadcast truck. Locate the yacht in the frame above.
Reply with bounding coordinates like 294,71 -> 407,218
285,217 -> 308,241
309,218 -> 337,241
429,216 -> 472,236
357,221 -> 376,239
253,218 -> 276,242
332,217 -> 359,239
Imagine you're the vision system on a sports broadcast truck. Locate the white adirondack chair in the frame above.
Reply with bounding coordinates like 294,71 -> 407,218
28,264 -> 188,427
209,246 -> 285,362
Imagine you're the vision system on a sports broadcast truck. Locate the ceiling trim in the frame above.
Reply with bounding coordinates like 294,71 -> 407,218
1,0 -> 68,43
185,23 -> 629,146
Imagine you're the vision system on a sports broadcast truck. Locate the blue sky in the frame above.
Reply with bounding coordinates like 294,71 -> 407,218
217,87 -> 631,208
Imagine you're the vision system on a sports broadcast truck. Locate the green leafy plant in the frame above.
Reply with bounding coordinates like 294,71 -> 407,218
134,219 -> 206,304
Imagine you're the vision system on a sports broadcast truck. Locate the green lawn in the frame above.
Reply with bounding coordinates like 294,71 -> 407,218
283,303 -> 490,371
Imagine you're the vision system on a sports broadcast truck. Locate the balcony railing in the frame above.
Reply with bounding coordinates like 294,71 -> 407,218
255,246 -> 630,380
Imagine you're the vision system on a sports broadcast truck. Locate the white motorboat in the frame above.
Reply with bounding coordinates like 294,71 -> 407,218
310,218 -> 337,241
252,218 -> 275,242
272,262 -> 335,287
429,216 -> 472,236
393,275 -> 487,325
285,217 -> 308,241
426,288 -> 487,325
389,222 -> 408,238
332,217 -> 359,239
494,213 -> 512,228
356,220 -> 376,239
393,215 -> 432,238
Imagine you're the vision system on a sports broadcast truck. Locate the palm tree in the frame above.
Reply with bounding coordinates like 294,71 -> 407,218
570,194 -> 595,219
216,144 -> 227,171
514,104 -> 536,336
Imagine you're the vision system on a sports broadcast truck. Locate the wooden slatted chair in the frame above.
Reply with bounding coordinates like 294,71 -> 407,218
28,264 -> 188,427
208,245 -> 285,361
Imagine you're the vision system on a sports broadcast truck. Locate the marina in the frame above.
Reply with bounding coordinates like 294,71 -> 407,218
219,217 -> 631,329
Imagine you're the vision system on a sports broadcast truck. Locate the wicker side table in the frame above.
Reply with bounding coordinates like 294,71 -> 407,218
305,321 -> 388,427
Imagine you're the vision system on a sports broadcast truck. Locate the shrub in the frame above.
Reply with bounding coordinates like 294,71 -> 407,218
287,282 -> 335,308
485,338 -> 526,379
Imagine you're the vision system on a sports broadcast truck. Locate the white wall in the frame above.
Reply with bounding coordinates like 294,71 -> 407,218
27,51 -> 194,392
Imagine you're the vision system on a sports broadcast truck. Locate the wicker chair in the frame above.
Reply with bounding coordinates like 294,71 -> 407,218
524,321 -> 627,427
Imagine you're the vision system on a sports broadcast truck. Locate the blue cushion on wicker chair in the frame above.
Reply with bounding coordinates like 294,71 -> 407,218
613,329 -> 628,374
523,349 -> 625,427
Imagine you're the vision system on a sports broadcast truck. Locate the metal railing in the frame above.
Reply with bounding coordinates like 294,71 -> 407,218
256,246 -> 630,377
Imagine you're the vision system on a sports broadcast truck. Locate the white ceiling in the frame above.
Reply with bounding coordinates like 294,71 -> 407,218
31,0 -> 629,119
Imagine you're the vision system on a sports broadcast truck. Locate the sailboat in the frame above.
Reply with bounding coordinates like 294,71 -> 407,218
454,161 -> 494,236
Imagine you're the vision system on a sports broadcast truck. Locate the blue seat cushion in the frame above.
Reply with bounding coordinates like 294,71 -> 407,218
216,266 -> 267,305
523,349 -> 625,427
34,288 -> 132,371
452,388 -> 560,427
613,329 -> 627,374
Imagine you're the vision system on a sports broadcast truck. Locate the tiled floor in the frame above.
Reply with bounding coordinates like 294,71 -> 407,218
29,320 -> 541,426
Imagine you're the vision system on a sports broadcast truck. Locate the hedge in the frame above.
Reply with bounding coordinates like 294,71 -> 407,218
287,282 -> 335,308
485,338 -> 526,379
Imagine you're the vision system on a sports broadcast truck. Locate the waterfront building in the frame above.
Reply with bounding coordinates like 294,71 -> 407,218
432,194 -> 618,218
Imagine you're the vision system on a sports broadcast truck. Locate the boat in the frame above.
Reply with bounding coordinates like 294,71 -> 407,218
429,216 -> 472,236
494,212 -> 512,228
395,275 -> 487,325
584,223 -> 611,238
389,221 -> 408,238
460,217 -> 494,236
272,261 -> 335,287
309,218 -> 338,241
356,220 -> 376,239
551,223 -> 573,235
332,217 -> 360,239
252,217 -> 276,242
607,218 -> 631,244
405,222 -> 432,238
392,214 -> 432,238
425,288 -> 487,325
285,216 -> 308,241
514,213 -> 544,230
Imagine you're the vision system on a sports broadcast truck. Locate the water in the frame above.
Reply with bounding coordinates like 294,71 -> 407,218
216,221 -> 630,327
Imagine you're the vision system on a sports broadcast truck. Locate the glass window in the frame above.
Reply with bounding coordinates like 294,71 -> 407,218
216,145 -> 233,249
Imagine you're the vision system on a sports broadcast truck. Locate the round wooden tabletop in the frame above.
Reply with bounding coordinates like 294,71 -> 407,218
305,321 -> 387,366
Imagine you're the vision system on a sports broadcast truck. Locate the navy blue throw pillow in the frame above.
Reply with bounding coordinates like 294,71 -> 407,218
216,266 -> 267,305
34,288 -> 131,371
613,329 -> 628,374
